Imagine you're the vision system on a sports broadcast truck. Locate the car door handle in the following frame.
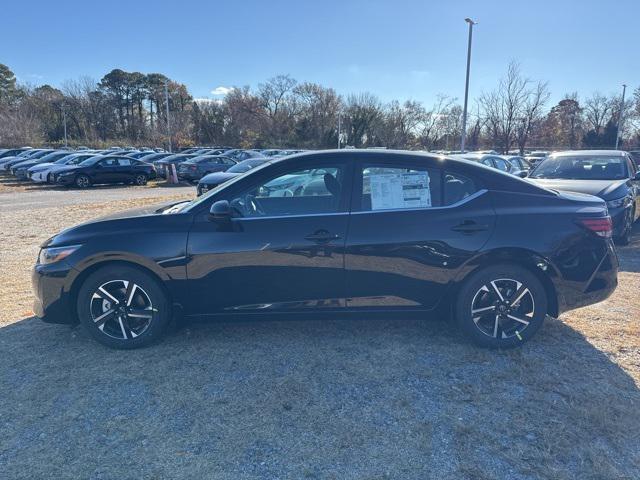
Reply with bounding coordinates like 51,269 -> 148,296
305,230 -> 341,243
451,221 -> 489,234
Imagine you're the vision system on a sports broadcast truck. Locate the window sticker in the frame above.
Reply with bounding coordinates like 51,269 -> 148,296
369,171 -> 431,210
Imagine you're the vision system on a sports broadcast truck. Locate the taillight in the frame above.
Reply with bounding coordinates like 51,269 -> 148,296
190,165 -> 197,170
578,217 -> 612,238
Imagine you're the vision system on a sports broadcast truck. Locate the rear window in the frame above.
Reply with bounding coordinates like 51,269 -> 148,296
530,155 -> 629,180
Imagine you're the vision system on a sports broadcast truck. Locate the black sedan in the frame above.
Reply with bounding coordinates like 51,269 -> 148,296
176,154 -> 237,182
33,150 -> 617,349
196,158 -> 270,195
528,150 -> 640,244
54,156 -> 156,188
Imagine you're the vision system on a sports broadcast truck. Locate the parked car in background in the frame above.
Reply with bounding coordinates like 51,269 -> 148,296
197,158 -> 269,195
0,147 -> 32,161
33,150 -> 618,349
127,151 -> 158,160
524,151 -> 549,165
176,155 -> 237,182
528,150 -> 640,244
11,150 -> 74,179
501,155 -> 531,177
1,149 -> 53,171
221,149 -> 266,162
153,154 -> 200,177
55,156 -> 156,188
28,153 -> 97,183
451,153 -> 517,175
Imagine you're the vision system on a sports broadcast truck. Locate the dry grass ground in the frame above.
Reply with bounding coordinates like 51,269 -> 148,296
0,183 -> 638,479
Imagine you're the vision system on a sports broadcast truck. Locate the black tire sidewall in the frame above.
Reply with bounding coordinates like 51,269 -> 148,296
76,265 -> 171,349
456,264 -> 548,348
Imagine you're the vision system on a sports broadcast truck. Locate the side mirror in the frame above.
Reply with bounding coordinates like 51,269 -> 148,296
209,200 -> 232,220
516,170 -> 528,178
634,171 -> 640,181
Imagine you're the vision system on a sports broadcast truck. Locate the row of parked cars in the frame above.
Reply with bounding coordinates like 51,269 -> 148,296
0,146 -> 303,189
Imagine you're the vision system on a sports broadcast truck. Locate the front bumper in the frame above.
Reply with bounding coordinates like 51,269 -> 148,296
609,206 -> 629,237
32,261 -> 76,324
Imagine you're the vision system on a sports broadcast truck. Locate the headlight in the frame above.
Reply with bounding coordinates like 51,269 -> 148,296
38,245 -> 81,265
606,196 -> 632,209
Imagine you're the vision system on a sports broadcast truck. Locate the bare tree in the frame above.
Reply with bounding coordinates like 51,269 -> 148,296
479,61 -> 532,153
515,80 -> 550,153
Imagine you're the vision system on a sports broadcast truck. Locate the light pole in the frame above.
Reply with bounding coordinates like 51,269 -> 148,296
62,106 -> 68,148
460,17 -> 476,153
615,83 -> 627,150
337,111 -> 341,149
164,80 -> 172,153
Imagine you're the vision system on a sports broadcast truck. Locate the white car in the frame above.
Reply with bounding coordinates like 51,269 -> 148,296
28,153 -> 96,183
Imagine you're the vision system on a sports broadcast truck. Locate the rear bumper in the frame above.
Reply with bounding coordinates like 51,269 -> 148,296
555,240 -> 618,315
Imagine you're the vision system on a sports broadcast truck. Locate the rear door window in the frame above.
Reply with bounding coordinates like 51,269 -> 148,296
443,172 -> 478,205
358,164 -> 442,211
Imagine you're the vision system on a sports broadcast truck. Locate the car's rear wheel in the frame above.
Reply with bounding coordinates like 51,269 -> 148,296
75,174 -> 91,188
455,264 -> 547,348
76,265 -> 171,349
134,174 -> 148,186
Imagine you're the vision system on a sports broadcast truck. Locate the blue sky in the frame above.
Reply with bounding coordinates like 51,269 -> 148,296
2,0 -> 637,106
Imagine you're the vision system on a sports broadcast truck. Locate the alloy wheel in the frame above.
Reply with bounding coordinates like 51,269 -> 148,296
470,278 -> 535,340
89,279 -> 155,340
76,176 -> 89,188
135,174 -> 147,186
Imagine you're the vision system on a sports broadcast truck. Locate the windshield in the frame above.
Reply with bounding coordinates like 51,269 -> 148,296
182,160 -> 273,212
79,155 -> 103,166
530,155 -> 629,180
228,159 -> 266,173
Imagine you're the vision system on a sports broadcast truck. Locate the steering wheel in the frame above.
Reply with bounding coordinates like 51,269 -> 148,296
245,194 -> 265,216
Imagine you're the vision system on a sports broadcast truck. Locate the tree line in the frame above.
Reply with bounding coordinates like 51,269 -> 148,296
0,61 -> 638,152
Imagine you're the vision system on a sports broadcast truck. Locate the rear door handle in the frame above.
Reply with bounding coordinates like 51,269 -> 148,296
451,221 -> 489,234
305,230 -> 342,243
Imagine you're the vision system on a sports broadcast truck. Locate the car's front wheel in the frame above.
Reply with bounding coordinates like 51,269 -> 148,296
75,174 -> 91,188
455,264 -> 547,348
76,265 -> 171,349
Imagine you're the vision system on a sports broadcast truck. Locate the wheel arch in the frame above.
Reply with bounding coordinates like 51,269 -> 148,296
67,259 -> 172,323
453,247 -> 560,318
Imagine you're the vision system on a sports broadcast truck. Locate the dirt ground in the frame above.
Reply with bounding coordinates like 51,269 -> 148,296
0,181 -> 638,479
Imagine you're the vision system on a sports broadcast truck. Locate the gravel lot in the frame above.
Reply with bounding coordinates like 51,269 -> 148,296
0,181 -> 638,479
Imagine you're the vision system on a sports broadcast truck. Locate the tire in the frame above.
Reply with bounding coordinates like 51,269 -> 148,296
76,265 -> 171,349
75,174 -> 91,188
455,264 -> 548,348
134,174 -> 148,186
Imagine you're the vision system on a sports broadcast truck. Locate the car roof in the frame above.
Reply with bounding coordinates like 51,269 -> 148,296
550,150 -> 627,157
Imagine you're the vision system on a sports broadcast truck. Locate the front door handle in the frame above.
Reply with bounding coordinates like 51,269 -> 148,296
305,230 -> 341,243
451,221 -> 489,234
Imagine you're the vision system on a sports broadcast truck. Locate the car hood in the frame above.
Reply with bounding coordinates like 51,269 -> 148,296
43,200 -> 193,248
527,178 -> 628,200
54,165 -> 83,174
28,162 -> 55,172
200,171 -> 239,184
